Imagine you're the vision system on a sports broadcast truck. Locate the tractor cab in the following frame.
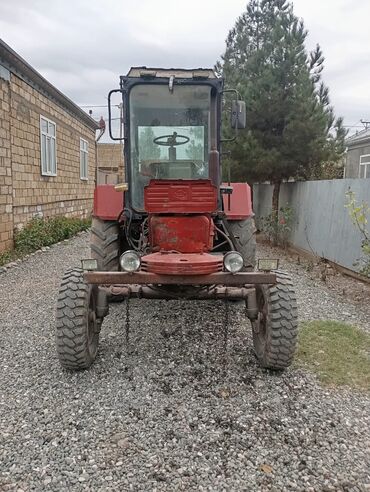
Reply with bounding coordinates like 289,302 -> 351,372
127,79 -> 217,212
114,68 -> 232,213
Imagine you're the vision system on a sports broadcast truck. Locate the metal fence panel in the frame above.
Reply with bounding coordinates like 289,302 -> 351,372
253,179 -> 370,272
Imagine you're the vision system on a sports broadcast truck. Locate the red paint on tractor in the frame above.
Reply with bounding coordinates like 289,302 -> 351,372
141,251 -> 223,275
222,182 -> 253,220
149,215 -> 214,253
93,185 -> 123,220
144,179 -> 218,214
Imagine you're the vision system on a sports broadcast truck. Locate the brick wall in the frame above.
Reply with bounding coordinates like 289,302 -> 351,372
0,71 -> 97,252
0,76 -> 13,251
96,143 -> 124,184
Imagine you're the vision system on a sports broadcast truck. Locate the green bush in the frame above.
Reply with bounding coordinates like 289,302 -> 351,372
0,216 -> 91,266
0,251 -> 13,267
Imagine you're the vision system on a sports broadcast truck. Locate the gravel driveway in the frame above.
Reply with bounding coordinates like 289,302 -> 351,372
0,233 -> 369,491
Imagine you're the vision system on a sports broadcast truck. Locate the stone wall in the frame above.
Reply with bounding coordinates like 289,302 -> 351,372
96,143 -> 124,184
0,70 -> 97,252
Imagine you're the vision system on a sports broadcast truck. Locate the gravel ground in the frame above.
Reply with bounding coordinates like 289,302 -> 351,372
0,233 -> 369,492
257,241 -> 370,333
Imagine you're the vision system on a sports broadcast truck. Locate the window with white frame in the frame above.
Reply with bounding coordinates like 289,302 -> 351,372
80,138 -> 88,180
359,154 -> 370,178
40,116 -> 56,176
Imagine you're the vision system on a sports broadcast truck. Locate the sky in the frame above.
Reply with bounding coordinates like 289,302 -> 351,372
1,0 -> 369,139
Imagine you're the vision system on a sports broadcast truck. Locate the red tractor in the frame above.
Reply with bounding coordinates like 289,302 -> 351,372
56,67 -> 298,371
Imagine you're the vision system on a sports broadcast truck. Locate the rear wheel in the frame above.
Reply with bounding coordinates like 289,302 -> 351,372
252,270 -> 298,370
56,268 -> 101,370
90,217 -> 120,271
228,217 -> 256,270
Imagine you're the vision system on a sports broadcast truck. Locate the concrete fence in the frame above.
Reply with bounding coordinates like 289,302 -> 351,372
253,179 -> 369,273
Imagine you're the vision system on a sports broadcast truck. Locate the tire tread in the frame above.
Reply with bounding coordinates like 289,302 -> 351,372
254,270 -> 298,370
56,268 -> 98,371
228,217 -> 256,269
90,217 -> 120,271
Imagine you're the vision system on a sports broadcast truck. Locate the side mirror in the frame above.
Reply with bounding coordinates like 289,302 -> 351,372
231,100 -> 246,129
108,88 -> 124,141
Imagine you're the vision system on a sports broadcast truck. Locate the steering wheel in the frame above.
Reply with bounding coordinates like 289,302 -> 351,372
153,132 -> 189,146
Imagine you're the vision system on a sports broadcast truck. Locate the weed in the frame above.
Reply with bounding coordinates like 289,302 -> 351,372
261,205 -> 294,247
345,191 -> 370,277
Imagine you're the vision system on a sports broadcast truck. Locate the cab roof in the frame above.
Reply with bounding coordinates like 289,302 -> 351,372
126,66 -> 218,79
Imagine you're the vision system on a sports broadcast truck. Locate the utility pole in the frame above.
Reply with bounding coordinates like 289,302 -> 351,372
360,119 -> 370,130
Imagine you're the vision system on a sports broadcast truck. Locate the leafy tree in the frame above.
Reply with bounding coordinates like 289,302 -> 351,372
216,0 -> 346,214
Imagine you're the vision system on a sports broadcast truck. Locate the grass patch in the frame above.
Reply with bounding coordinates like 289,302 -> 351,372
0,216 -> 91,267
296,320 -> 370,391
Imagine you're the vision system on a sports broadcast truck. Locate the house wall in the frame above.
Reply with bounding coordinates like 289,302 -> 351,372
253,179 -> 367,273
0,70 -> 96,252
10,75 -> 96,228
345,142 -> 370,178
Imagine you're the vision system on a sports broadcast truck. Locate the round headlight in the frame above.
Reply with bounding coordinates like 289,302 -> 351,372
120,250 -> 141,272
224,251 -> 244,273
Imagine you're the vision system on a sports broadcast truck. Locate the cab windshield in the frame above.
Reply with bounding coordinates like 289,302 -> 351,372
129,84 -> 212,211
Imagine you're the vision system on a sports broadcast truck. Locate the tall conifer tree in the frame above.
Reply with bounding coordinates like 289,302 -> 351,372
217,0 -> 346,213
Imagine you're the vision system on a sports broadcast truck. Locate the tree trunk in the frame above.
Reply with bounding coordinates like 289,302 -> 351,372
272,180 -> 281,215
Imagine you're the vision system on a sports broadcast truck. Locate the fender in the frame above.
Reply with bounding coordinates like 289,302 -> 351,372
93,185 -> 123,220
222,182 -> 253,220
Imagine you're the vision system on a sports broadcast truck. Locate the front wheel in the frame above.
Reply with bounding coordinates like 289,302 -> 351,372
56,268 -> 101,370
252,270 -> 298,370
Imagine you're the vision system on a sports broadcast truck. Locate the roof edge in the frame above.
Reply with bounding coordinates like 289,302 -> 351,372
0,38 -> 99,131
345,128 -> 370,147
126,66 -> 218,79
